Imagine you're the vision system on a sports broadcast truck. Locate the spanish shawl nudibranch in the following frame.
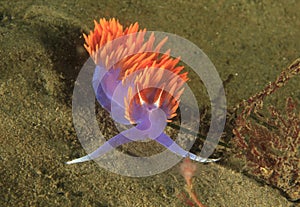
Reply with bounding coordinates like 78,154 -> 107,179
67,18 -> 218,165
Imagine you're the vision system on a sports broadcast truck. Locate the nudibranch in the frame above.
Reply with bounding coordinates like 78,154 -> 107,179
67,18 -> 218,164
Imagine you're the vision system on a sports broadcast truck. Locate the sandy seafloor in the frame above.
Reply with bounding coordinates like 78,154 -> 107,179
0,0 -> 299,206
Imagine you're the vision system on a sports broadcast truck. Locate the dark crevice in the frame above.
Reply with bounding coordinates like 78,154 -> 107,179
37,22 -> 89,106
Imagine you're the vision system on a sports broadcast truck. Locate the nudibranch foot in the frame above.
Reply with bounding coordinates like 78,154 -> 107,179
67,128 -> 219,165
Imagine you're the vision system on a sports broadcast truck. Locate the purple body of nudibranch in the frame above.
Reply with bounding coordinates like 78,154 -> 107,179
66,18 -> 218,165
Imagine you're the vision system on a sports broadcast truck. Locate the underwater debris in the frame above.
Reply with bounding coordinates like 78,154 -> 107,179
179,157 -> 207,207
231,58 -> 300,201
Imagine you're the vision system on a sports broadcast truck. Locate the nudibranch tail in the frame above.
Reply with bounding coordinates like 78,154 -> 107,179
66,18 -> 219,165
